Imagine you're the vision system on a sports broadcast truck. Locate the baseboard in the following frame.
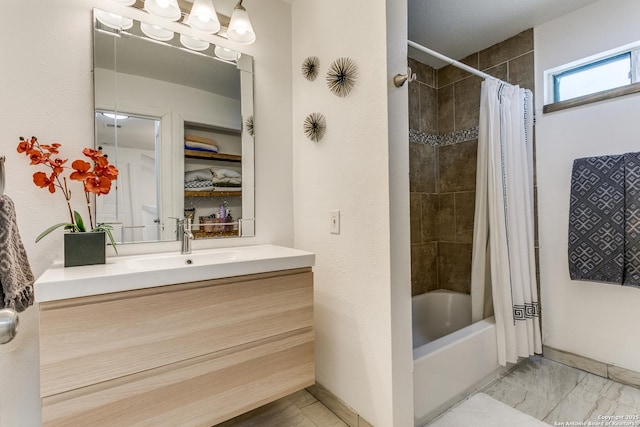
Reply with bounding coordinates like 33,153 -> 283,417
306,383 -> 374,427
543,345 -> 640,388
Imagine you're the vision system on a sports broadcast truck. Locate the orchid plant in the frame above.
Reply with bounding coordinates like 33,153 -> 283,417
17,136 -> 119,250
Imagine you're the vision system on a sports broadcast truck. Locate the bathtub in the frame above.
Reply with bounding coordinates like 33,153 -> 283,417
412,290 -> 472,347
412,290 -> 502,426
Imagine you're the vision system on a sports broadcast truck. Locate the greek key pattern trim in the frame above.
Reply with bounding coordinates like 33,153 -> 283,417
513,302 -> 540,322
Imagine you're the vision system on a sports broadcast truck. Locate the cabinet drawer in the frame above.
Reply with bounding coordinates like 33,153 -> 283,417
43,329 -> 314,427
40,269 -> 313,398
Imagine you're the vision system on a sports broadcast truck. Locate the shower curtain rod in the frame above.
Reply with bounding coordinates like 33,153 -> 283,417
408,40 -> 510,85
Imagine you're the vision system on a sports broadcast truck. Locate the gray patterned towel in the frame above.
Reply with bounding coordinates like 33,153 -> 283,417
568,155 -> 625,284
0,195 -> 34,312
624,152 -> 640,287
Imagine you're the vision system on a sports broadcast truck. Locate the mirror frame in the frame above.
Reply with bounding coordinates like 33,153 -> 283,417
92,7 -> 255,244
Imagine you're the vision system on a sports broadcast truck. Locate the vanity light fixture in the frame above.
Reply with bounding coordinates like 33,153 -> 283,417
214,46 -> 240,61
140,22 -> 174,41
110,0 -> 257,52
102,113 -> 130,120
95,10 -> 134,30
187,0 -> 221,34
179,34 -> 210,51
144,0 -> 182,21
227,0 -> 256,45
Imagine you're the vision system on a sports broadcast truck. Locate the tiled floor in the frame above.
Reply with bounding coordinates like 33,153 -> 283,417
214,389 -> 348,427
430,355 -> 640,426
215,356 -> 640,427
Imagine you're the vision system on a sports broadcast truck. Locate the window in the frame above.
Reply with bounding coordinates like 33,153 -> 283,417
544,42 -> 640,112
553,52 -> 632,102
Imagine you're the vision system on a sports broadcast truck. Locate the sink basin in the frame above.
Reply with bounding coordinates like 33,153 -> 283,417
125,250 -> 243,270
34,245 -> 315,302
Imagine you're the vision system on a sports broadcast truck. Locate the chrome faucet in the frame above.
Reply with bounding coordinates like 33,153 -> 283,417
172,217 -> 194,254
181,217 -> 194,254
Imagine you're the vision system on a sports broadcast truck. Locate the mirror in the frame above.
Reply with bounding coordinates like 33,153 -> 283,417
92,8 -> 255,244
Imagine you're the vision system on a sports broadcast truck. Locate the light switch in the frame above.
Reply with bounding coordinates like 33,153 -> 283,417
330,210 -> 340,234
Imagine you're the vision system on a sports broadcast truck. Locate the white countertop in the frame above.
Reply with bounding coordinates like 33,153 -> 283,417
35,244 -> 315,303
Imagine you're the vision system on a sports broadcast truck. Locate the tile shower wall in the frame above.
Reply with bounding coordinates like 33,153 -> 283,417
410,29 -> 536,297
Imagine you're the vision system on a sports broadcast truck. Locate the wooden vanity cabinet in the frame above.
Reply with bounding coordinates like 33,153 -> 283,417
39,268 -> 314,427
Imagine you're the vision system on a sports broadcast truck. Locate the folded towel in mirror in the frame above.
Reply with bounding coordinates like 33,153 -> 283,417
212,168 -> 241,179
185,168 -> 213,182
185,181 -> 215,192
212,177 -> 242,186
185,141 -> 219,152
185,135 -> 218,146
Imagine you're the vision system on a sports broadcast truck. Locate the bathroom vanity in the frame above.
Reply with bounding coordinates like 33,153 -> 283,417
35,245 -> 315,427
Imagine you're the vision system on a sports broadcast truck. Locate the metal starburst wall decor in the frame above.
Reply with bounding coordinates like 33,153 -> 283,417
244,115 -> 254,137
326,57 -> 357,97
303,112 -> 327,142
301,56 -> 320,81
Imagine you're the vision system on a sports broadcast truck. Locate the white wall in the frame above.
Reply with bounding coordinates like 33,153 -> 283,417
291,0 -> 413,425
536,0 -> 640,372
0,0 -> 292,425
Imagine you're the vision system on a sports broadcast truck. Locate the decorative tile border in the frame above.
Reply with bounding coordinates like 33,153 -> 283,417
409,128 -> 439,146
410,127 -> 479,147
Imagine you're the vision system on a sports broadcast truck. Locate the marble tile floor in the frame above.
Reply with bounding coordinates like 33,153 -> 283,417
214,389 -> 348,427
428,355 -> 640,426
213,356 -> 640,427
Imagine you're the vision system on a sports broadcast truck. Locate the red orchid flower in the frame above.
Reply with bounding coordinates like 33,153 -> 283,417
17,137 -> 35,154
82,147 -> 105,161
49,158 -> 67,175
69,159 -> 93,181
32,171 -> 56,194
28,149 -> 49,165
84,176 -> 112,195
39,143 -> 61,155
17,136 -> 120,238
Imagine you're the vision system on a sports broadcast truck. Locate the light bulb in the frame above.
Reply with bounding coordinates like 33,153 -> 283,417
140,22 -> 174,41
187,0 -> 220,34
227,1 -> 255,44
214,46 -> 240,61
144,0 -> 181,21
180,34 -> 210,51
95,10 -> 133,30
103,113 -> 129,120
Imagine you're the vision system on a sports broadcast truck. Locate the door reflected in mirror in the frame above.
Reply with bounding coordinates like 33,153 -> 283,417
95,112 -> 161,244
92,8 -> 255,244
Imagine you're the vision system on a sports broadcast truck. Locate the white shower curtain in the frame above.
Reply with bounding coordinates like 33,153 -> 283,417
470,78 -> 542,366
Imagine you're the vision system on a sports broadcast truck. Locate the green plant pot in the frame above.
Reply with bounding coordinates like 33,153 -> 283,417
64,232 -> 106,267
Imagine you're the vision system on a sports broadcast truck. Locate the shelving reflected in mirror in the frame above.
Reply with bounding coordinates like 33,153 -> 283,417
93,8 -> 255,244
